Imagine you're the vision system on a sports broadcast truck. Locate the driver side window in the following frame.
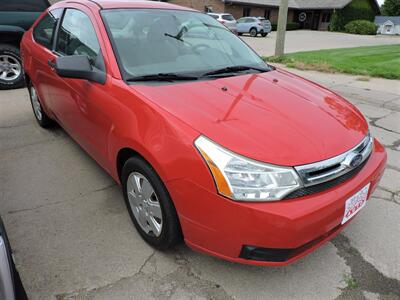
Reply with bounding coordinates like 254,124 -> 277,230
56,9 -> 103,69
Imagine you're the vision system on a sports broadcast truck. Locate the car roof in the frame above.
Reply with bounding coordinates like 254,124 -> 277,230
56,0 -> 195,11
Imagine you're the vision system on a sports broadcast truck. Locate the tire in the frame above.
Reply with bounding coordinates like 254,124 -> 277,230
250,28 -> 258,37
121,157 -> 182,250
238,32 -> 243,36
0,44 -> 25,90
28,82 -> 54,128
261,32 -> 268,37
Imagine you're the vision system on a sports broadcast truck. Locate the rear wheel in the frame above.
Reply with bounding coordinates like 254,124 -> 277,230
28,83 -> 54,128
250,28 -> 258,37
0,44 -> 24,90
261,32 -> 268,37
121,157 -> 182,250
238,32 -> 243,36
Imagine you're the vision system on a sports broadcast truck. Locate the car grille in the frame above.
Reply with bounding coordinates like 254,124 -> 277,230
284,133 -> 373,199
284,156 -> 369,199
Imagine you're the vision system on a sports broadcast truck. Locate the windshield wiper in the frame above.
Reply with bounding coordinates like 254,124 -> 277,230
164,32 -> 184,42
126,73 -> 199,82
203,65 -> 270,77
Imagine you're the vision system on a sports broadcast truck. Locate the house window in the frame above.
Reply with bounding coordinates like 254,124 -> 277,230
264,9 -> 271,20
321,12 -> 331,23
243,7 -> 251,17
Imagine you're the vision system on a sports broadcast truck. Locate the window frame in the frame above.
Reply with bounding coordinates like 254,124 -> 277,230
32,8 -> 64,51
52,7 -> 105,71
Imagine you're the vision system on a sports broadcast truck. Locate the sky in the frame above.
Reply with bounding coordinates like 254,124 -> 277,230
377,0 -> 384,5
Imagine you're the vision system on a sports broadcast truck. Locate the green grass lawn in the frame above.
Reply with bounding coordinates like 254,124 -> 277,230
266,45 -> 400,80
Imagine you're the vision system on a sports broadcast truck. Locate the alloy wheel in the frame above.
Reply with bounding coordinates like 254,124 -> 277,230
30,86 -> 42,121
0,55 -> 21,82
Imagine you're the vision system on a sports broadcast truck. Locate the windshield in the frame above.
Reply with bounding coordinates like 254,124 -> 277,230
101,9 -> 267,81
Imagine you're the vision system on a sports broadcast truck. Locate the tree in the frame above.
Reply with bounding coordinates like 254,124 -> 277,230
330,0 -> 377,31
382,0 -> 400,16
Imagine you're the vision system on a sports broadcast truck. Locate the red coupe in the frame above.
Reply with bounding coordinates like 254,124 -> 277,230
21,0 -> 386,266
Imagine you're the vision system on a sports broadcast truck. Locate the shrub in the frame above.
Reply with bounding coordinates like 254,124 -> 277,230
271,22 -> 301,31
344,20 -> 377,35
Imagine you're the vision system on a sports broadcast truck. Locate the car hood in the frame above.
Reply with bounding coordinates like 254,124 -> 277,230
132,69 -> 369,166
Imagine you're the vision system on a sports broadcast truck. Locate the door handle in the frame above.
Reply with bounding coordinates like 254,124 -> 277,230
48,59 -> 56,70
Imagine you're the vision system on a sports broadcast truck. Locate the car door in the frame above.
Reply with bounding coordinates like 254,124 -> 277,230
48,7 -> 112,168
236,18 -> 246,33
246,18 -> 256,32
29,8 -> 63,115
242,18 -> 253,32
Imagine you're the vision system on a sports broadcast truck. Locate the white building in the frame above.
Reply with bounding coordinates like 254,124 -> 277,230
375,16 -> 400,35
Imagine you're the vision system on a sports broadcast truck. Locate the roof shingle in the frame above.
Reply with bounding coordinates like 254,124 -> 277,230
375,16 -> 400,25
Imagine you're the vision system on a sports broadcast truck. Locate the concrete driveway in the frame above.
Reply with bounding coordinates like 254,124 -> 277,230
1,72 -> 400,298
243,30 -> 400,56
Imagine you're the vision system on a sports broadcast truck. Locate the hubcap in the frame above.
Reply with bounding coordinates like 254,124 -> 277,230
30,86 -> 42,121
127,172 -> 163,237
0,55 -> 21,81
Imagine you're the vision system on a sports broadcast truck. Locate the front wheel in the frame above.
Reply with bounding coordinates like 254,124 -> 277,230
28,83 -> 54,128
250,28 -> 258,37
0,44 -> 24,90
261,32 -> 268,37
121,157 -> 182,250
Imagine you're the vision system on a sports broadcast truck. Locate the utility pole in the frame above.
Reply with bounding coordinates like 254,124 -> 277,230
275,0 -> 289,57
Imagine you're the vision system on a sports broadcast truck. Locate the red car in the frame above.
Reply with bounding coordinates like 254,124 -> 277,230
21,0 -> 386,266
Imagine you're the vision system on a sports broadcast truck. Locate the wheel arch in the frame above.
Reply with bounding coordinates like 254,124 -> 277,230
0,26 -> 25,46
115,145 -> 184,238
24,72 -> 31,86
112,134 -> 177,185
116,147 -> 143,182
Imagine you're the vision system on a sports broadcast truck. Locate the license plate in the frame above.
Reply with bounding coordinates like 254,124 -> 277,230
342,183 -> 370,225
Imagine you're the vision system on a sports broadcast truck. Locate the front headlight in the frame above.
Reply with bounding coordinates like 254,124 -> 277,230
195,136 -> 302,202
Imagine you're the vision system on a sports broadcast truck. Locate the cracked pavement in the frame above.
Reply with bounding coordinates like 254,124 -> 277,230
0,68 -> 399,299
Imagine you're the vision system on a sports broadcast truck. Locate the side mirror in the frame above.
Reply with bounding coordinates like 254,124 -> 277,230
55,55 -> 106,84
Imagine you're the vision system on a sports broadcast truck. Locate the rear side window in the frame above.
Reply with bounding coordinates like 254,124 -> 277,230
56,9 -> 102,68
222,15 -> 234,21
33,9 -> 63,50
0,0 -> 49,12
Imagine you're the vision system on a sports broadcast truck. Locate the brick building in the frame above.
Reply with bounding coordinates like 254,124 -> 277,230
161,0 -> 380,30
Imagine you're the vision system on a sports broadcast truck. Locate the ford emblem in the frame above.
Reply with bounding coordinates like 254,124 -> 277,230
343,152 -> 363,169
350,154 -> 363,168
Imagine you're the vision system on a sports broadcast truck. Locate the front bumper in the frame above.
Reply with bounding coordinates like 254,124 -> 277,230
167,139 -> 386,266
